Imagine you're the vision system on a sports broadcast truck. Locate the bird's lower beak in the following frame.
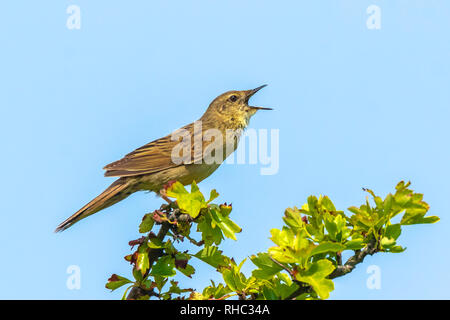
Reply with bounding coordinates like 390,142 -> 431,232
249,106 -> 273,110
246,85 -> 273,110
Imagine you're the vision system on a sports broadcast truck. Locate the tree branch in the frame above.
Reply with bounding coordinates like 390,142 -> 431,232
329,237 -> 378,279
126,221 -> 171,300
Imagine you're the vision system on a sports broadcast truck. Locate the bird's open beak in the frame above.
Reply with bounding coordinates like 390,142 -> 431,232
246,85 -> 273,110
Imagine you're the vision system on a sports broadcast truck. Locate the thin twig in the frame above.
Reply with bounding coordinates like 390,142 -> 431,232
329,237 -> 378,279
269,256 -> 295,277
285,237 -> 378,300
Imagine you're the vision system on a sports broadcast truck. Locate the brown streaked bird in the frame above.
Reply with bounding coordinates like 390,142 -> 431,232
55,85 -> 271,232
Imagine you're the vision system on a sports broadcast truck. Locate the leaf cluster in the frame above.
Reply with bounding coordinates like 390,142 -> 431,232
105,181 -> 439,300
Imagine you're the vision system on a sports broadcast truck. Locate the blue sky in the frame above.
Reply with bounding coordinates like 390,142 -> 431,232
0,1 -> 449,299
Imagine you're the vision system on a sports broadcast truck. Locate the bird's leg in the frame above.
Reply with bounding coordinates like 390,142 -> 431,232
157,187 -> 172,204
159,180 -> 177,204
161,194 -> 172,204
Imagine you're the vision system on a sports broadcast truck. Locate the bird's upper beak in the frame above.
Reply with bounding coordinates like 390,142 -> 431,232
248,84 -> 267,97
246,85 -> 273,110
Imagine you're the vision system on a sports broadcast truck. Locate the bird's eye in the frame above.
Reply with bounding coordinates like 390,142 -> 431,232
229,95 -> 238,102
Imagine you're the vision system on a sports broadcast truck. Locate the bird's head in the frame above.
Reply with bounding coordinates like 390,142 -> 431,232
201,85 -> 272,130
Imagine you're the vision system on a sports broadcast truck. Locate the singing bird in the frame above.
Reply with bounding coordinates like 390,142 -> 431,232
55,85 -> 271,232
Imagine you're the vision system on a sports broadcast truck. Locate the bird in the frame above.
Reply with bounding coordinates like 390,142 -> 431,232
55,85 -> 271,232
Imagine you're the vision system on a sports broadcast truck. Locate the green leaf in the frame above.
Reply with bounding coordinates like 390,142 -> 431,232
150,256 -> 176,277
380,236 -> 396,247
177,264 -> 196,278
166,181 -> 207,218
320,196 -> 337,212
323,216 -> 337,239
153,275 -> 168,292
384,194 -> 394,216
344,238 -> 365,250
165,280 -> 194,297
148,236 -> 164,249
132,267 -> 143,282
401,214 -> 440,225
393,181 -> 438,226
268,227 -> 315,266
295,259 -> 335,299
310,242 -> 345,256
209,206 -> 241,240
385,224 -> 401,240
323,212 -> 350,242
136,252 -> 149,276
208,189 -> 220,203
222,260 -> 247,293
283,207 -> 306,232
261,274 -> 298,300
363,188 -> 383,209
165,181 -> 189,196
348,204 -> 376,232
389,245 -> 406,253
197,212 -> 224,246
304,196 -> 321,231
250,253 -> 283,279
202,281 -> 231,299
381,224 -> 404,251
167,280 -> 182,295
194,246 -> 229,269
105,274 -> 132,291
139,213 -> 155,233
164,239 -> 177,255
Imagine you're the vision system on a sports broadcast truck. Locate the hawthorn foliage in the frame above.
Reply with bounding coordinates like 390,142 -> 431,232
106,181 -> 439,300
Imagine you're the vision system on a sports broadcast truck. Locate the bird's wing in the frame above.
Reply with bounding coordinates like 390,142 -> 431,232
103,122 -> 206,177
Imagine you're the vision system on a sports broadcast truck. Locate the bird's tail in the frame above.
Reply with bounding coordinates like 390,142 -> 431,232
55,178 -> 134,232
